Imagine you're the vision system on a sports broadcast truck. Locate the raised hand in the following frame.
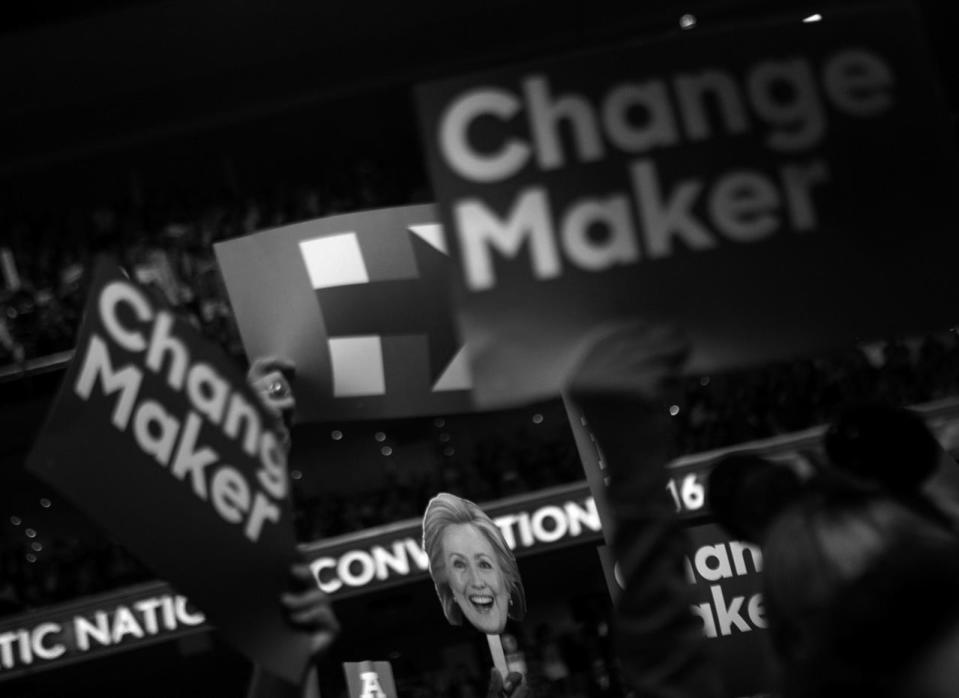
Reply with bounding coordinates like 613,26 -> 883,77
486,668 -> 528,698
247,356 -> 296,450
281,557 -> 340,659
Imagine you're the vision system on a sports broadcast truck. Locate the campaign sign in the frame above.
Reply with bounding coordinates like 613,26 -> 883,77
343,660 -> 398,698
600,526 -> 773,696
685,524 -> 774,697
416,5 -> 959,407
215,205 -> 473,421
25,260 -> 312,682
562,394 -> 615,543
598,525 -> 774,698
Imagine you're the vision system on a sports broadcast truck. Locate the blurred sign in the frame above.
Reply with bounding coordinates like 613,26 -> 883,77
563,395 -> 614,544
0,582 -> 206,681
416,5 -> 959,407
306,483 -> 601,598
685,524 -> 774,697
608,525 -> 775,697
215,205 -> 473,421
597,524 -> 772,696
25,260 -> 311,683
9,399 -> 959,678
343,660 -> 397,698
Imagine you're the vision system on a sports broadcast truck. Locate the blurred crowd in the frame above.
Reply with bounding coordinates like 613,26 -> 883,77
0,539 -> 148,614
0,158 -> 416,366
294,413 -> 584,542
385,609 -> 624,698
4,171 -> 959,621
674,333 -> 959,453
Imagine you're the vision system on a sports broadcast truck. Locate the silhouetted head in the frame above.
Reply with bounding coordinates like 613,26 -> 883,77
709,453 -> 804,542
824,405 -> 940,494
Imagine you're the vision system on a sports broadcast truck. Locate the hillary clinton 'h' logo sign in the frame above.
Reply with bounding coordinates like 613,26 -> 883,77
215,204 -> 473,421
299,224 -> 466,399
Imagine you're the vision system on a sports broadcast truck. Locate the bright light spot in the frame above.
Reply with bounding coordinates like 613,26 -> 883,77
291,470 -> 303,480
669,405 -> 681,416
381,446 -> 393,456
31,542 -> 42,552
803,13 -> 822,22
331,430 -> 343,441
374,431 -> 386,442
25,528 -> 36,539
679,13 -> 697,29
40,498 -> 52,509
532,413 -> 544,424
26,553 -> 37,563
10,516 -> 21,526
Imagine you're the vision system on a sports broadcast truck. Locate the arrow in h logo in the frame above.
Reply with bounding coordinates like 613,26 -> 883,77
299,225 -> 470,398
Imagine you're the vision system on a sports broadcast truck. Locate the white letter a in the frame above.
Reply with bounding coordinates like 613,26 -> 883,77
359,671 -> 386,698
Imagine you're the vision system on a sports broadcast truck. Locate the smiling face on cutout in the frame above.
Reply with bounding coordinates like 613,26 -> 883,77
442,523 -> 510,634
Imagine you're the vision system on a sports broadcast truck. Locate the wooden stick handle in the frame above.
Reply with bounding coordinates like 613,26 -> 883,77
486,634 -> 508,677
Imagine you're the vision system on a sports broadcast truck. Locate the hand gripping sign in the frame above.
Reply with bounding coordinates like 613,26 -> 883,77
26,259 -> 312,682
422,493 -> 526,677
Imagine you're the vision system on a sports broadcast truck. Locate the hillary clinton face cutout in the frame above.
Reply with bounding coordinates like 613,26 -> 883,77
423,493 -> 526,634
442,522 -> 510,633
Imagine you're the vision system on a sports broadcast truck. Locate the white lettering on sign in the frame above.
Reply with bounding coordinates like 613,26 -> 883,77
440,53 -> 892,180
495,498 -> 601,549
666,472 -> 707,514
456,189 -> 561,290
73,594 -> 204,653
684,541 -> 766,638
685,540 -> 763,583
311,497 -> 603,594
436,50 -> 893,291
440,88 -> 532,182
454,158 -> 830,290
0,594 -> 204,673
340,550 -> 377,588
73,278 -> 289,542
32,624 -> 65,661
358,671 -> 387,698
691,586 -> 767,638
0,625 -> 67,670
608,539 -> 768,638
312,538 -> 432,594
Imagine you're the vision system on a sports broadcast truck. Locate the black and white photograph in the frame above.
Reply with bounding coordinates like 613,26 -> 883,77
1,1 -> 958,696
